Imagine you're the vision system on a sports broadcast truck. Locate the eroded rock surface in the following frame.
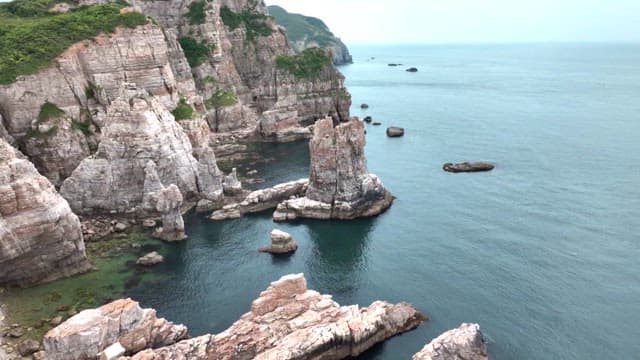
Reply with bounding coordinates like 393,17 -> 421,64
443,162 -> 495,173
412,323 -> 489,360
43,298 -> 187,360
0,139 -> 91,286
125,273 -> 425,359
274,117 -> 393,220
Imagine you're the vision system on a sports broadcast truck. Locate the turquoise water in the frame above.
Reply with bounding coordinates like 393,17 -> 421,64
128,44 -> 640,359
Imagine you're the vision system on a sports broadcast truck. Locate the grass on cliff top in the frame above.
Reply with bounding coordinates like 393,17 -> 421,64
219,6 -> 273,43
267,5 -> 336,47
275,47 -> 331,79
0,1 -> 148,84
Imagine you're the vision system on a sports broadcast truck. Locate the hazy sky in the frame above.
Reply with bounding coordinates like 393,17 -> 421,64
266,0 -> 640,45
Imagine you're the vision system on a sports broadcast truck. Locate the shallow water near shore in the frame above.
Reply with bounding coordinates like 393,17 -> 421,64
6,44 -> 640,359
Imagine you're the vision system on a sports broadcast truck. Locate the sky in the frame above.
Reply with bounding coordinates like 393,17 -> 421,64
266,0 -> 640,45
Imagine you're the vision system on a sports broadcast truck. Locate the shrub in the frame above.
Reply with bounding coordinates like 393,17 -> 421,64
186,0 -> 206,25
275,47 -> 330,79
171,98 -> 194,120
38,102 -> 64,122
71,118 -> 92,135
0,2 -> 148,84
206,88 -> 237,109
220,6 -> 272,42
178,36 -> 209,67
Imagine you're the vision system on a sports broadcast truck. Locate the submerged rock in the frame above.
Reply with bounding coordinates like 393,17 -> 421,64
361,103 -> 370,109
17,339 -> 40,356
387,126 -> 405,137
125,273 -> 425,359
0,139 -> 91,286
136,252 -> 164,266
43,298 -> 187,360
443,162 -> 495,173
406,67 -> 419,72
259,229 -> 298,254
274,117 -> 393,220
412,323 -> 488,360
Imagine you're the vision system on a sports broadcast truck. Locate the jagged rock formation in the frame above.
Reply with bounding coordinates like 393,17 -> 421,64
412,323 -> 489,360
268,5 -> 353,65
274,117 -> 393,220
210,179 -> 308,220
123,273 -> 425,359
258,229 -> 297,254
151,185 -> 187,242
60,85 -> 223,215
43,298 -> 188,360
0,139 -> 90,286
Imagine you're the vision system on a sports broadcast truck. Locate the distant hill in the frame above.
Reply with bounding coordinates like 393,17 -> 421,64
268,5 -> 352,65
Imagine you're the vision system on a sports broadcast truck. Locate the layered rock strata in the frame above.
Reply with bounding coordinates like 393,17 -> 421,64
274,117 -> 393,220
258,229 -> 297,254
60,85 -> 223,216
210,179 -> 308,220
0,139 -> 91,286
412,323 -> 489,360
43,298 -> 188,360
124,273 -> 425,359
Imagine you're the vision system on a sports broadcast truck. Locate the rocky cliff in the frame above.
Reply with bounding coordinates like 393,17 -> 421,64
0,138 -> 91,286
412,323 -> 489,360
274,117 -> 393,220
268,5 -> 353,66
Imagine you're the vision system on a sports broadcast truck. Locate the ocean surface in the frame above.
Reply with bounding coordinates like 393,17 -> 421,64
127,44 -> 640,359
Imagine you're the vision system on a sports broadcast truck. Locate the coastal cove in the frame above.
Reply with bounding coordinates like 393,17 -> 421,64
3,43 -> 640,359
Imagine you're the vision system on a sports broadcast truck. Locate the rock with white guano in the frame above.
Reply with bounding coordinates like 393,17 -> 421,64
259,229 -> 298,254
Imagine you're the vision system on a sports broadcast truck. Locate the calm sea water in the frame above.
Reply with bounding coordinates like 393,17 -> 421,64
127,44 -> 640,359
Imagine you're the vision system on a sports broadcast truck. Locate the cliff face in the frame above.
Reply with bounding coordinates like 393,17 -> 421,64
0,139 -> 91,286
267,5 -> 353,65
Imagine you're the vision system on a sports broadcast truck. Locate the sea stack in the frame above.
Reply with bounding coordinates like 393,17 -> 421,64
259,229 -> 298,254
0,138 -> 91,286
274,117 -> 393,220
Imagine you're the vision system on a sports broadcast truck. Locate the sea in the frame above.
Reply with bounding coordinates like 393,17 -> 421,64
126,44 -> 640,359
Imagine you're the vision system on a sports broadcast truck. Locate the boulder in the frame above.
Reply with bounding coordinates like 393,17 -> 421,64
142,219 -> 156,228
406,67 -> 419,72
17,339 -> 41,356
360,103 -> 369,109
100,342 -> 126,360
372,122 -> 382,126
363,116 -> 373,123
443,162 -> 495,173
43,298 -> 187,360
136,252 -> 164,266
412,323 -> 488,360
386,126 -> 405,137
259,229 -> 298,254
114,222 -> 128,233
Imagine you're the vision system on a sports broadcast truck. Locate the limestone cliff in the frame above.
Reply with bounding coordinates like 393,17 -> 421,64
0,139 -> 91,286
274,117 -> 393,220
60,85 -> 223,216
268,5 -> 353,65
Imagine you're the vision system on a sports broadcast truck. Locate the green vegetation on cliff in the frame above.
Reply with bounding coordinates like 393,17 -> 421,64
186,0 -> 206,25
206,88 -> 238,109
219,6 -> 273,42
171,98 -> 194,120
275,47 -> 331,79
267,5 -> 352,65
178,36 -> 209,67
0,1 -> 148,84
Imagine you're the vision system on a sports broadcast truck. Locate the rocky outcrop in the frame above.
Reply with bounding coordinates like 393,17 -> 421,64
412,323 -> 489,360
210,179 -> 307,220
386,126 -> 405,137
43,298 -> 188,360
258,229 -> 297,254
267,5 -> 353,66
136,252 -> 164,266
0,138 -> 91,286
274,117 -> 393,220
0,23 -> 198,185
151,185 -> 187,242
125,273 -> 425,359
443,162 -> 495,173
60,85 -> 223,215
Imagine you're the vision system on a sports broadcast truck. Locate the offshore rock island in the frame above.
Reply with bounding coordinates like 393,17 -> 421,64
0,0 -> 489,358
